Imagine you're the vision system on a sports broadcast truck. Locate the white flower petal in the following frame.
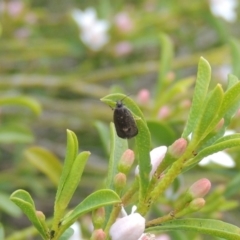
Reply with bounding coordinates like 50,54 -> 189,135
199,151 -> 235,168
110,206 -> 145,240
71,7 -> 109,51
209,0 -> 238,22
150,146 -> 167,177
69,222 -> 82,240
135,146 -> 167,178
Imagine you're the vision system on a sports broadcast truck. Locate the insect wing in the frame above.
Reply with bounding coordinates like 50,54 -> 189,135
113,106 -> 138,139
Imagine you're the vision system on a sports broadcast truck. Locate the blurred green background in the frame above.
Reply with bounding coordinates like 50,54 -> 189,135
1,0 -> 240,239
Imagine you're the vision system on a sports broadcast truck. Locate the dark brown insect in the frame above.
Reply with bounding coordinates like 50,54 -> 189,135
113,99 -> 138,139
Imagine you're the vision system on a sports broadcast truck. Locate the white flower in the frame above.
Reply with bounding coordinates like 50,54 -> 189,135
109,206 -> 145,240
69,222 -> 83,240
188,131 -> 236,168
71,8 -> 110,51
209,0 -> 238,22
135,146 -> 167,179
199,151 -> 235,168
199,130 -> 236,168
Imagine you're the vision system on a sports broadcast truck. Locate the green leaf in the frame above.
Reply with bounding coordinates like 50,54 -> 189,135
218,82 -> 240,120
59,227 -> 74,240
147,120 -> 176,146
56,130 -> 79,202
107,122 -> 128,190
10,190 -> 48,239
24,147 -> 62,186
61,189 -> 121,227
146,218 -> 240,240
135,117 -> 151,202
0,96 -> 41,116
94,121 -> 110,155
197,75 -> 240,149
192,84 -> 224,143
182,57 -> 211,138
0,124 -> 34,144
229,38 -> 240,78
56,151 -> 90,210
184,136 -> 240,169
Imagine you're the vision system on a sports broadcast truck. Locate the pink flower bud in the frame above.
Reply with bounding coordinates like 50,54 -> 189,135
168,138 -> 188,158
36,211 -> 45,221
137,89 -> 150,105
158,106 -> 171,119
189,198 -> 205,211
114,173 -> 127,190
110,206 -> 145,240
114,12 -> 134,33
118,149 -> 135,174
91,229 -> 106,240
189,178 -> 211,198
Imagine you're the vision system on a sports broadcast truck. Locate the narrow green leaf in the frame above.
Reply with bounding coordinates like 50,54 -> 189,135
218,82 -> 240,119
147,120 -> 176,146
229,38 -> 240,78
184,137 -> 240,169
56,151 -> 90,211
192,84 -> 224,143
10,190 -> 48,239
56,130 -> 79,202
0,96 -> 41,116
94,121 -> 110,155
182,57 -> 211,138
146,218 -> 240,240
135,117 -> 151,202
61,189 -> 121,227
227,74 -> 239,89
197,75 -> 240,149
24,147 -> 62,186
107,122 -> 128,190
59,228 -> 74,240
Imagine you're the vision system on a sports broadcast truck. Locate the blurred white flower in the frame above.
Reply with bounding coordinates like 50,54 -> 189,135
209,0 -> 238,22
109,205 -> 145,240
135,146 -> 167,179
199,151 -> 235,168
69,222 -> 83,240
71,8 -> 110,51
199,130 -> 236,167
188,130 -> 236,168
